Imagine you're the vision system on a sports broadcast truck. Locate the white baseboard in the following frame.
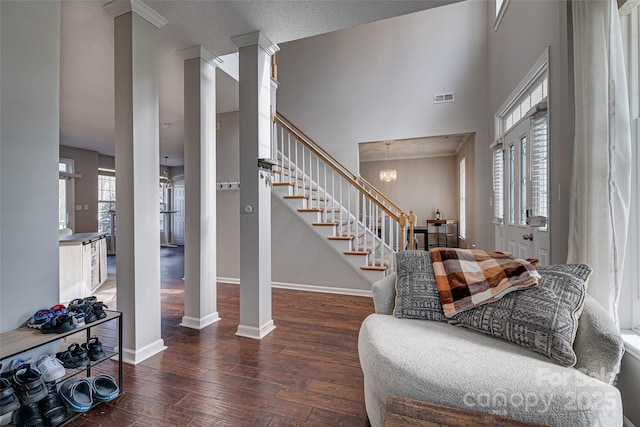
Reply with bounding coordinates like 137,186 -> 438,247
217,276 -> 372,298
236,320 -> 276,339
121,338 -> 167,365
625,416 -> 636,427
271,281 -> 372,298
180,312 -> 220,330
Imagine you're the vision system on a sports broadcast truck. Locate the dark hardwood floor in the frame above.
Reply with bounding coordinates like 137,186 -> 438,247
69,247 -> 375,426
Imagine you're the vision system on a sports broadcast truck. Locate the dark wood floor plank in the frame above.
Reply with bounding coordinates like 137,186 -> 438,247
68,247 -> 375,427
307,407 -> 371,427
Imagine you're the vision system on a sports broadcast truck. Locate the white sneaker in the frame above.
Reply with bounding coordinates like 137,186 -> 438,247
36,354 -> 65,382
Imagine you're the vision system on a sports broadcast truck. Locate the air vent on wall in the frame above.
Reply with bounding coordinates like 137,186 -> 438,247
433,92 -> 455,104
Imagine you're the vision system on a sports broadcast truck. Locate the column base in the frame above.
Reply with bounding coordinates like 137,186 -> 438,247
120,338 -> 167,365
180,312 -> 220,330
235,320 -> 276,339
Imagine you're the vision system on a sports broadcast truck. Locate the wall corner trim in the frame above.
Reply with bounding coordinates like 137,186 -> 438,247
177,46 -> 223,68
103,0 -> 168,28
231,31 -> 280,55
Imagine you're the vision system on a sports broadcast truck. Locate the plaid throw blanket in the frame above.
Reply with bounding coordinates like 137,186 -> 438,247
429,248 -> 540,317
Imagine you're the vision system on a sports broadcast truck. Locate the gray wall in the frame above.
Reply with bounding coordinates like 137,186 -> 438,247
457,136 -> 475,249
359,156 -> 458,224
277,0 -> 490,251
60,145 -> 99,233
215,111 -> 370,290
487,0 -> 572,264
0,1 -> 61,333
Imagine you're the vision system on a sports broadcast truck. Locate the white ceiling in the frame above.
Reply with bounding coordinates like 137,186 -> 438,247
358,133 -> 474,163
59,0 -> 461,166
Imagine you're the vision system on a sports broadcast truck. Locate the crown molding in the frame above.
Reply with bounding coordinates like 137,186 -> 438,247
103,0 -> 168,28
177,46 -> 222,68
231,31 -> 279,55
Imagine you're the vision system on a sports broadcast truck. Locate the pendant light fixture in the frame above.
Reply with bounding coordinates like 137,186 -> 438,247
379,142 -> 397,183
160,156 -> 173,189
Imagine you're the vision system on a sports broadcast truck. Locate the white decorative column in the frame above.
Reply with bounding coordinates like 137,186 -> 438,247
179,46 -> 221,329
105,0 -> 167,364
232,31 -> 279,339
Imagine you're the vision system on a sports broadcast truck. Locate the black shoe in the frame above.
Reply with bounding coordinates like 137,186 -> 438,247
0,377 -> 20,416
92,302 -> 108,321
39,383 -> 66,426
40,314 -> 74,334
12,402 -> 44,427
85,336 -> 106,361
12,365 -> 47,404
56,343 -> 90,369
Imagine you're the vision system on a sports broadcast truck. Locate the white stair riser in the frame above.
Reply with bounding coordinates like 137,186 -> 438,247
313,225 -> 337,238
327,239 -> 353,252
282,197 -> 307,210
273,185 -> 294,197
298,211 -> 323,223
344,253 -> 370,267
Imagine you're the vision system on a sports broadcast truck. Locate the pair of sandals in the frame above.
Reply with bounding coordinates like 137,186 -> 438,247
68,297 -> 108,324
59,374 -> 119,413
56,337 -> 106,369
25,304 -> 69,330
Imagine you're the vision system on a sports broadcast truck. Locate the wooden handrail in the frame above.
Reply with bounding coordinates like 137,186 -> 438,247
275,112 -> 411,221
275,114 -> 400,221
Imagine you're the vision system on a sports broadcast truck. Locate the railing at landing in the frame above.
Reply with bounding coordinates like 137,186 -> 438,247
272,111 -> 415,273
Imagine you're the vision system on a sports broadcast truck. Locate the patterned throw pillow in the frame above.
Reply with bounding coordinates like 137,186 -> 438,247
449,264 -> 592,367
393,250 -> 446,322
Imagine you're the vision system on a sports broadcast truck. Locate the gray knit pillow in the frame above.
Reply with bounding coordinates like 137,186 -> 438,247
393,250 -> 446,322
450,264 -> 592,367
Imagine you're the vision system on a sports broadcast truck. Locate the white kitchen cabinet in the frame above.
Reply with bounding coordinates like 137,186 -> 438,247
59,233 -> 107,303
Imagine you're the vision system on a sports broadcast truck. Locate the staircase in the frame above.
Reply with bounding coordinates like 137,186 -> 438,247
271,112 -> 416,283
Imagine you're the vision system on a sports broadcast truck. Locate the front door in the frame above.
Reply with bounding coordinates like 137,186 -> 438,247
503,120 -> 534,259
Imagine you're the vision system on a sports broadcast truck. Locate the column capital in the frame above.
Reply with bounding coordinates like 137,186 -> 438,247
103,0 -> 168,28
231,31 -> 279,56
177,46 -> 223,68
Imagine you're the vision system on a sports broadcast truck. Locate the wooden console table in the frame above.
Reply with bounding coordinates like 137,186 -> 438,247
384,396 -> 545,427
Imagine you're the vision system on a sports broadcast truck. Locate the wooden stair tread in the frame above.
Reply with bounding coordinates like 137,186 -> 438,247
298,208 -> 323,213
328,236 -> 354,241
272,182 -> 294,187
284,195 -> 308,199
312,222 -> 338,226
361,265 -> 388,271
344,250 -> 369,256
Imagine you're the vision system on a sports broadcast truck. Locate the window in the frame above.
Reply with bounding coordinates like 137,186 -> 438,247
98,169 -> 116,235
508,144 -> 515,224
459,157 -> 466,239
492,145 -> 504,224
620,6 -> 640,330
519,136 -> 527,226
59,158 -> 75,230
530,112 -> 549,228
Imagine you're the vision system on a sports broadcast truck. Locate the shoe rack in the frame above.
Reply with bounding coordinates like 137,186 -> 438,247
0,311 -> 122,425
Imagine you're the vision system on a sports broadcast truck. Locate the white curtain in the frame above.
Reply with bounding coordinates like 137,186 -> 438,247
568,0 -> 632,326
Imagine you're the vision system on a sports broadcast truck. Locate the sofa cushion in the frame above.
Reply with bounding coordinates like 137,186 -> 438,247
358,313 -> 622,427
393,251 -> 446,321
450,264 -> 591,367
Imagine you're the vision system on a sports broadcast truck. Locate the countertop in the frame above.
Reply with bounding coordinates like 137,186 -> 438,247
59,232 -> 107,245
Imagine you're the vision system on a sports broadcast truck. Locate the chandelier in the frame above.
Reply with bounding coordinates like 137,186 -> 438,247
379,142 -> 397,183
160,156 -> 173,189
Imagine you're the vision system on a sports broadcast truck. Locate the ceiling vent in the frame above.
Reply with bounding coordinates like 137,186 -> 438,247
433,92 -> 455,104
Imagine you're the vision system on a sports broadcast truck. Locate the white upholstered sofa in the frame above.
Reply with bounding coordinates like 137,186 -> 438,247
358,273 -> 625,427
